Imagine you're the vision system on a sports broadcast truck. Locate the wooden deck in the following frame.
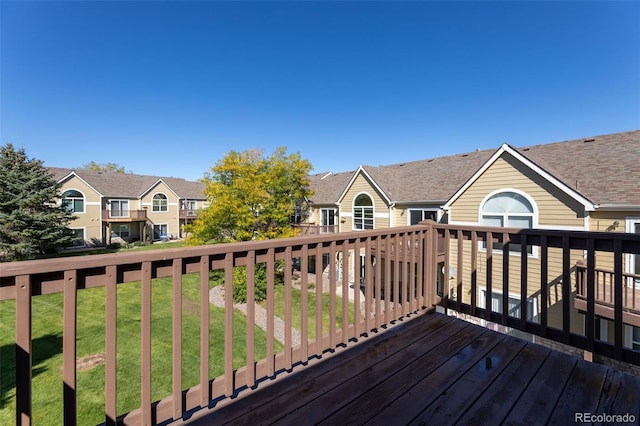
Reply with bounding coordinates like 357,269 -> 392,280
186,311 -> 640,426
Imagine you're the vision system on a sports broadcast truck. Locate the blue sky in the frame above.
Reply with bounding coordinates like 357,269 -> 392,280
2,1 -> 639,181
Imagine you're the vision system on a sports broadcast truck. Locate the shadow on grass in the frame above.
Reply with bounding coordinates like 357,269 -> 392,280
0,333 -> 63,409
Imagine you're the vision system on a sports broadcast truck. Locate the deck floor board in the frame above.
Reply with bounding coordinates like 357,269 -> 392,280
186,311 -> 640,426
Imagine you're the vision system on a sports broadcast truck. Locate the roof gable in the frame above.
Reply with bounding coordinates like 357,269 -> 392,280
336,166 -> 393,206
443,143 -> 596,211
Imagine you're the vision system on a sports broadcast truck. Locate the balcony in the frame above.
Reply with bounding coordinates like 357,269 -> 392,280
575,261 -> 640,327
101,209 -> 147,222
292,223 -> 338,235
1,223 -> 640,425
179,209 -> 199,220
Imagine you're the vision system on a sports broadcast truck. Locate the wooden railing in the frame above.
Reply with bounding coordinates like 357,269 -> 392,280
179,209 -> 198,219
292,223 -> 338,235
575,261 -> 640,325
101,209 -> 148,221
2,222 -> 640,425
0,225 -> 434,425
433,223 -> 640,366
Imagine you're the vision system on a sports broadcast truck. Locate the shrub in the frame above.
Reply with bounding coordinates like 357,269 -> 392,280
232,265 -> 267,303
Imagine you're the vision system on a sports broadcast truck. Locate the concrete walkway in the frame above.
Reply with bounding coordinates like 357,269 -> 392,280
209,286 -> 302,347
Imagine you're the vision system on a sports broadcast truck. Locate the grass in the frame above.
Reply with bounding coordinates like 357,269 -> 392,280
263,284 -> 356,340
0,272 -> 283,425
51,241 -> 186,258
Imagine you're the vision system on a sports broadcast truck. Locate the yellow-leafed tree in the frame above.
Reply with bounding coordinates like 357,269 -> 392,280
186,147 -> 313,245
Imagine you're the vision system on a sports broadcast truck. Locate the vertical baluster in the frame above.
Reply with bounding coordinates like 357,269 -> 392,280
354,237 -> 361,335
586,239 -> 596,354
224,253 -> 233,396
375,236 -> 383,327
520,234 -> 528,330
301,245 -> 309,359
63,270 -> 77,425
485,231 -> 493,322
384,235 -> 391,324
16,275 -> 32,426
471,231 -> 478,316
284,246 -> 293,369
141,261 -> 152,425
267,248 -> 275,376
201,256 -> 210,403
562,237 -> 571,344
614,239 -> 623,360
329,241 -> 337,348
246,251 -> 256,387
315,245 -> 323,353
105,266 -> 117,425
502,232 -> 509,326
540,236 -> 548,336
456,229 -> 463,314
171,259 -> 183,420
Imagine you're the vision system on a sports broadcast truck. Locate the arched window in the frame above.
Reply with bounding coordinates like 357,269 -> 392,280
353,193 -> 374,230
481,191 -> 535,253
62,190 -> 84,213
153,193 -> 168,212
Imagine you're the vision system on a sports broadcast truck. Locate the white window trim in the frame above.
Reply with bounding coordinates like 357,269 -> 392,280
478,189 -> 539,258
109,199 -> 130,218
624,324 -> 640,350
407,208 -> 439,226
153,223 -> 169,240
352,192 -> 375,231
152,192 -> 169,212
61,188 -> 86,214
69,227 -> 86,247
625,217 -> 640,289
480,288 -> 538,322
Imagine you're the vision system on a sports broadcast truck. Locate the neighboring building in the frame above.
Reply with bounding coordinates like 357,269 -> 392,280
49,168 -> 207,247
305,129 -> 640,347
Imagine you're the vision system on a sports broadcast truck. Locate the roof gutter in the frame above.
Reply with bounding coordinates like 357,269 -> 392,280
593,204 -> 640,212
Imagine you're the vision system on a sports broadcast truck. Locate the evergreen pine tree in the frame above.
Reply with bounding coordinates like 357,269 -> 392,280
0,144 -> 76,261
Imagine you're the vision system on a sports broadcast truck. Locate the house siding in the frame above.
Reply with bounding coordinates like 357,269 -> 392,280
142,181 -> 180,239
340,173 -> 390,229
450,153 -> 585,228
59,175 -> 102,245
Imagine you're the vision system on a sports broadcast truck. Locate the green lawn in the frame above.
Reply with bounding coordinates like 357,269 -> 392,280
0,272 -> 282,425
263,284 -> 355,340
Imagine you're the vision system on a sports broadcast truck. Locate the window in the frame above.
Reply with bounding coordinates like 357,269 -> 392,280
111,224 -> 130,239
110,200 -> 129,217
62,190 -> 84,213
482,290 -> 538,322
409,209 -> 437,225
480,191 -> 535,254
353,194 -> 374,230
626,219 -> 640,289
321,208 -> 336,233
70,228 -> 85,247
290,206 -> 303,224
184,200 -> 197,211
153,193 -> 168,212
624,325 -> 640,351
153,224 -> 168,240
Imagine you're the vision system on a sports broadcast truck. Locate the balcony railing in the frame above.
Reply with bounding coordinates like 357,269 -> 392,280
292,223 -> 338,235
575,261 -> 640,326
1,222 -> 639,424
101,209 -> 147,221
179,209 -> 198,219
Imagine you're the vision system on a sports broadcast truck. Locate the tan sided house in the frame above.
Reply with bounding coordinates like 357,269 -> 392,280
306,130 -> 640,349
49,168 -> 207,247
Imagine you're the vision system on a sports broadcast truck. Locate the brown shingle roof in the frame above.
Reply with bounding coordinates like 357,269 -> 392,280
307,171 -> 355,204
515,129 -> 640,206
308,129 -> 640,207
49,168 -> 206,199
